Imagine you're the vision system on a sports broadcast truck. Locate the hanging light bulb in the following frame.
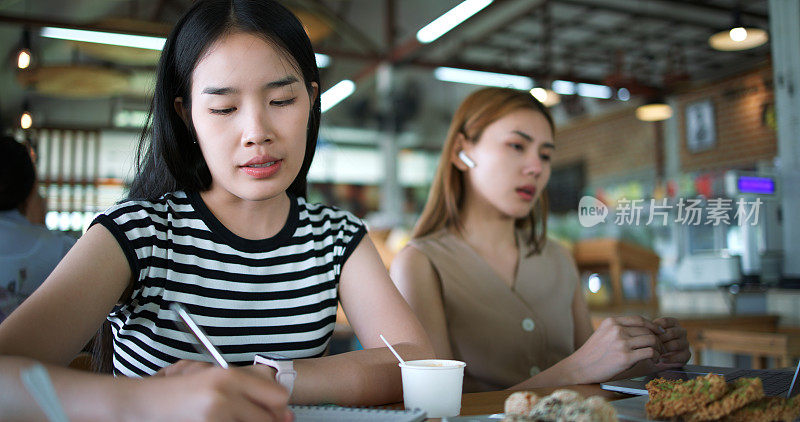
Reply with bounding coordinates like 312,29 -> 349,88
17,49 -> 31,69
709,11 -> 768,51
729,27 -> 747,42
20,100 -> 33,130
636,97 -> 672,122
20,111 -> 33,130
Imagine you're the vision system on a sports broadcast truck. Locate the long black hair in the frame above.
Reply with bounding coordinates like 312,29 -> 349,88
93,0 -> 321,373
128,0 -> 321,200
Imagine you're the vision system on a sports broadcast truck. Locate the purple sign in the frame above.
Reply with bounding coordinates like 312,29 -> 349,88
738,176 -> 775,194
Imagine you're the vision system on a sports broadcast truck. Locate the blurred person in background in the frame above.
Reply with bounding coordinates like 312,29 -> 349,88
391,87 -> 691,392
0,135 -> 75,322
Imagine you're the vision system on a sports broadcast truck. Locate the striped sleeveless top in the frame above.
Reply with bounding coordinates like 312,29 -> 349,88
91,191 -> 366,377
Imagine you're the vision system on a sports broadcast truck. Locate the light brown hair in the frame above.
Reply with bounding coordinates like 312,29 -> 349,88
411,87 -> 554,255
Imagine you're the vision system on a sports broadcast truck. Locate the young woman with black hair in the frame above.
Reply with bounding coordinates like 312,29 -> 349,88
0,0 -> 432,419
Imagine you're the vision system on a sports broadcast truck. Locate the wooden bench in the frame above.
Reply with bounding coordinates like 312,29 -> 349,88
693,328 -> 800,369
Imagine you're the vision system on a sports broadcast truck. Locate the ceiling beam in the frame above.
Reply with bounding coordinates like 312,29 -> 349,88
431,0 -> 547,67
385,0 -> 396,50
291,0 -> 382,55
654,0 -> 768,22
348,0 -> 516,83
0,13 -> 169,37
449,5 -> 603,79
454,1 -> 544,48
150,0 -> 187,22
314,47 -> 380,61
552,0 -> 760,31
151,0 -> 169,22
541,0 -> 553,78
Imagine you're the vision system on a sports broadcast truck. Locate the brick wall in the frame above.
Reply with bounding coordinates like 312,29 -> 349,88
552,64 -> 777,185
553,105 -> 657,183
676,65 -> 776,172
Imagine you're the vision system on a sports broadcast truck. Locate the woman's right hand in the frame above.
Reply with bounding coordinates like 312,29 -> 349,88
566,316 -> 664,384
128,366 -> 292,422
153,359 -> 214,377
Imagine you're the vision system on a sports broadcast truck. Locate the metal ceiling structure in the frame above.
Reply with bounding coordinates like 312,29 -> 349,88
0,0 -> 772,132
309,0 -> 770,92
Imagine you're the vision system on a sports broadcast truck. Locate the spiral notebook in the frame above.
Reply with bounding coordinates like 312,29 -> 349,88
290,405 -> 426,422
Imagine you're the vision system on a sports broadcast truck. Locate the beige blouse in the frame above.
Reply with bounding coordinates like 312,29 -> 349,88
408,229 -> 580,392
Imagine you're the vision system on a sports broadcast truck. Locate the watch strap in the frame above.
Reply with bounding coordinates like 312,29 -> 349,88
275,366 -> 296,395
254,355 -> 296,395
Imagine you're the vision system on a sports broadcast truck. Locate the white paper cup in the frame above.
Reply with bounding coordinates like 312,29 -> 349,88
399,359 -> 466,418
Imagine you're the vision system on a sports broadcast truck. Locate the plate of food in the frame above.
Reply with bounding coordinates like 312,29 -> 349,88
446,374 -> 800,421
611,372 -> 800,422
445,388 -> 617,421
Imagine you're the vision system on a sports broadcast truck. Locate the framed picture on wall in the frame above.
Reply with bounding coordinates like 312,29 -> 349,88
686,99 -> 716,152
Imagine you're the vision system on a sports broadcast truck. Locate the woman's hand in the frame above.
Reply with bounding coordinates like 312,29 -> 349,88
154,359 -> 214,377
567,316 -> 664,384
130,366 -> 291,422
653,317 -> 691,370
155,359 -> 279,382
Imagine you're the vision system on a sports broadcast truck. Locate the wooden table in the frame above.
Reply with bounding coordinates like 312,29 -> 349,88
590,311 -> 780,365
674,314 -> 780,346
590,312 -> 779,335
693,327 -> 800,369
390,384 -> 631,420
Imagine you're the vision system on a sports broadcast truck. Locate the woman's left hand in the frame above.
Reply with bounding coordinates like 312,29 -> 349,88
653,317 -> 691,370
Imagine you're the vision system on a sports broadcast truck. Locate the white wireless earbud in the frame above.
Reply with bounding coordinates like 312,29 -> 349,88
458,151 -> 476,169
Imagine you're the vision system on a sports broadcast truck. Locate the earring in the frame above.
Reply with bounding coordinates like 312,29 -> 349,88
458,151 -> 476,169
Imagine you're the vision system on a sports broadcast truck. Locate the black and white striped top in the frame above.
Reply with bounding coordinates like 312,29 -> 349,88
91,191 -> 366,377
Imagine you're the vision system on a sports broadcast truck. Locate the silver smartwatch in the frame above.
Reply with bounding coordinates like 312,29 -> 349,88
254,354 -> 296,395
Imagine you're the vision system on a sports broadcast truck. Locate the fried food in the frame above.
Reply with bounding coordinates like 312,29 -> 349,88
503,390 -> 618,421
528,393 -> 571,420
527,389 -> 586,420
645,373 -> 728,418
683,377 -> 764,421
549,389 -> 583,404
559,396 -> 618,422
724,396 -> 800,422
645,374 -> 800,421
504,391 -> 540,416
645,377 -> 683,401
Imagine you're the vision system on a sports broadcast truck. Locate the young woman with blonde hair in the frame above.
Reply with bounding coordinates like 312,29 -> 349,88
391,87 -> 690,392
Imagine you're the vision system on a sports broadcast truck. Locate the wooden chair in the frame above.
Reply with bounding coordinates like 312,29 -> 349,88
693,328 -> 800,369
368,229 -> 394,270
573,238 -> 660,309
